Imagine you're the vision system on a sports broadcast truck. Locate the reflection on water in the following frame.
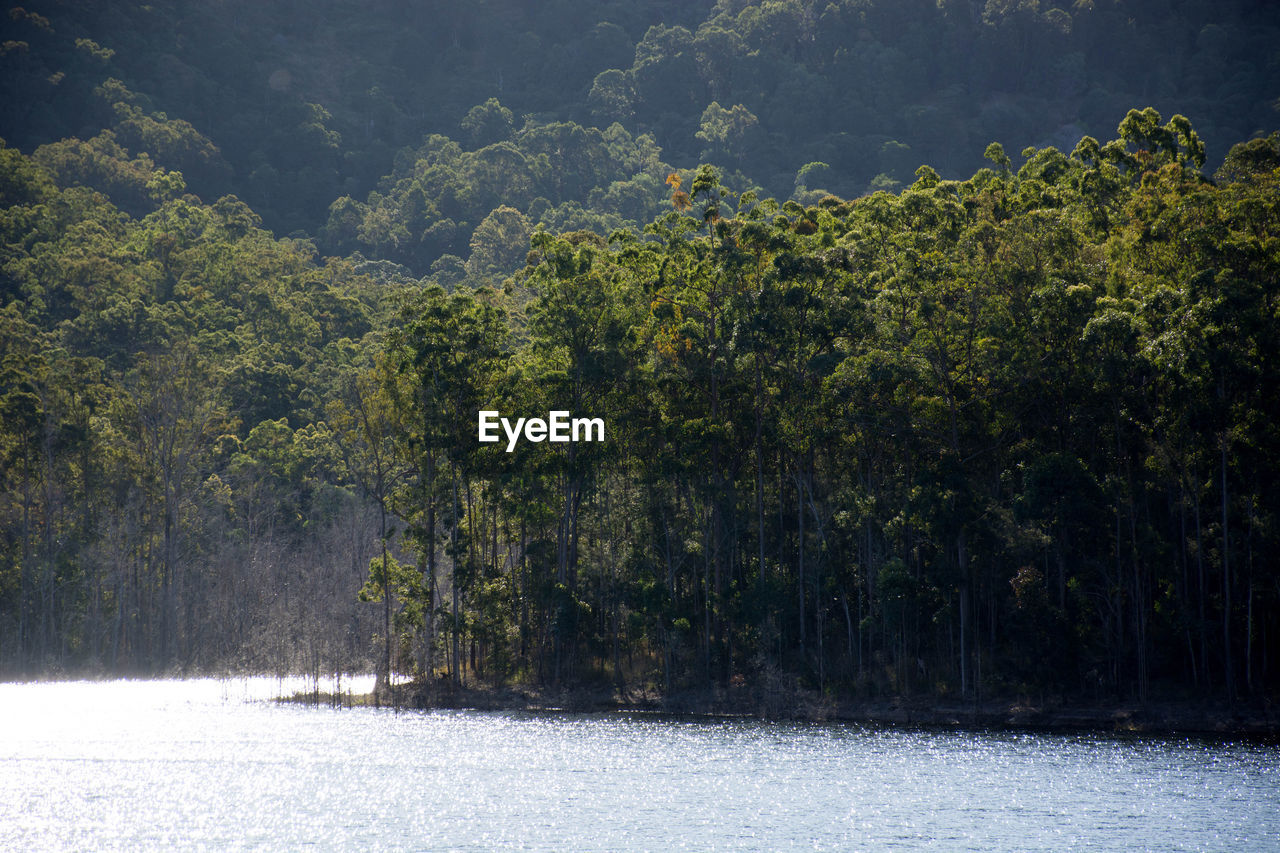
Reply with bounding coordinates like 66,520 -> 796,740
1,680 -> 1276,851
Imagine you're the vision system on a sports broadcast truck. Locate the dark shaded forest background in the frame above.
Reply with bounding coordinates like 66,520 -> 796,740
2,0 -> 1279,708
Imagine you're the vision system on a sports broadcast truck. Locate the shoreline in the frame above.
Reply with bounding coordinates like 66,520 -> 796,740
282,682 -> 1280,739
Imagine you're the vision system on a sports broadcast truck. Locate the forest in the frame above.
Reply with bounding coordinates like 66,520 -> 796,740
2,0 -> 1279,710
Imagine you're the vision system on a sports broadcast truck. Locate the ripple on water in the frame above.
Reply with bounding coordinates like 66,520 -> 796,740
0,680 -> 1277,851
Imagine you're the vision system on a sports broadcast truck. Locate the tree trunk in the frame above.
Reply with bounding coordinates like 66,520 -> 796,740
450,463 -> 461,687
1221,434 -> 1234,702
958,530 -> 969,698
796,468 -> 805,651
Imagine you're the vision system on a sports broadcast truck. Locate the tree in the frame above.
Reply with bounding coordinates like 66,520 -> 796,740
695,101 -> 758,163
460,98 -> 516,148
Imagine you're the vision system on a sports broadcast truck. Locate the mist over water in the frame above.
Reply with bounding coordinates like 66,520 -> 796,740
2,680 -> 1276,851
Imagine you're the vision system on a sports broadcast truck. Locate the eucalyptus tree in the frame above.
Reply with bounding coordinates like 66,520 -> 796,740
386,285 -> 509,685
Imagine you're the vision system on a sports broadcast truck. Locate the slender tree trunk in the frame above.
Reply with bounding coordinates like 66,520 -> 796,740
754,367 -> 767,620
519,510 -> 528,661
796,467 -> 805,651
1194,482 -> 1207,690
450,463 -> 461,687
427,478 -> 437,679
1130,494 -> 1147,703
1245,499 -> 1254,695
703,508 -> 712,685
958,530 -> 969,698
380,532 -> 390,695
1221,434 -> 1234,701
19,480 -> 32,670
1179,484 -> 1198,687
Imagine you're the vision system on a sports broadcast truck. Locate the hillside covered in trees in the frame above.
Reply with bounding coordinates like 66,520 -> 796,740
2,0 -> 1279,711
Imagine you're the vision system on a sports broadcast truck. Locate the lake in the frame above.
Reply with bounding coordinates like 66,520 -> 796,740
1,679 -> 1276,851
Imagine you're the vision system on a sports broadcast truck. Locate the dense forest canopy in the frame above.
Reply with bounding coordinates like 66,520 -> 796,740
1,0 -> 1278,708
5,0 -> 1278,266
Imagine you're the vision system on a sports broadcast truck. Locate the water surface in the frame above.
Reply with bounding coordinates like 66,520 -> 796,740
1,679 -> 1276,851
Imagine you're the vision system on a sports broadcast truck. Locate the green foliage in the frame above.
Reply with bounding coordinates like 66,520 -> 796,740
1,0 -> 1279,703
5,0 -> 1275,240
351,112 -> 1280,700
322,119 -> 670,278
695,102 -> 759,160
0,138 -> 389,674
